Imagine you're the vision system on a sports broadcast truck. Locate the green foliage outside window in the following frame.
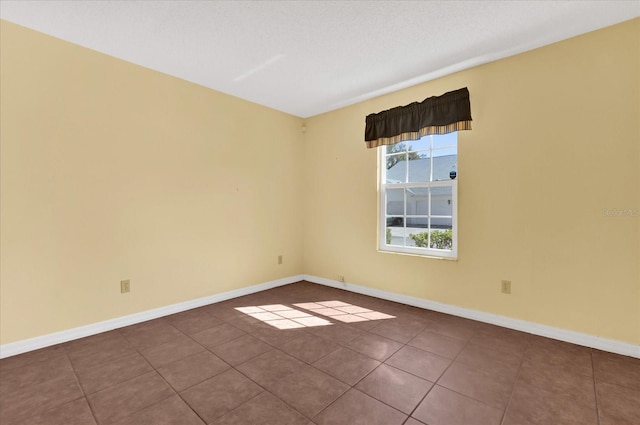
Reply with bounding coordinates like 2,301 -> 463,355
409,229 -> 453,250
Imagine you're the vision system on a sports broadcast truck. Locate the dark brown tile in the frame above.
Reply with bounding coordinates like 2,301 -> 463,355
385,345 -> 451,382
210,334 -> 272,366
0,353 -> 74,396
119,320 -> 185,350
158,350 -> 230,391
412,385 -> 503,425
213,392 -> 308,425
524,339 -> 593,377
356,364 -> 432,414
454,340 -> 522,375
251,327 -> 307,349
139,334 -> 205,368
438,359 -> 517,409
13,398 -> 97,425
75,353 -> 153,394
596,381 -> 640,425
314,388 -> 407,425
0,374 -> 84,425
269,366 -> 349,418
110,395 -> 205,425
467,331 -> 528,360
593,351 -> 640,391
167,309 -> 224,335
191,323 -> 246,349
408,330 -> 466,359
0,344 -> 67,372
422,317 -> 477,340
87,372 -> 174,425
66,331 -> 136,369
313,347 -> 380,386
346,333 -> 403,361
280,333 -> 339,364
181,369 -> 263,423
518,357 -> 596,405
305,323 -> 364,344
504,381 -> 598,425
236,349 -> 306,388
369,317 -> 426,343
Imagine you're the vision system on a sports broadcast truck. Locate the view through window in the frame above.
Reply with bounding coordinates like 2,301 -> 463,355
380,132 -> 458,258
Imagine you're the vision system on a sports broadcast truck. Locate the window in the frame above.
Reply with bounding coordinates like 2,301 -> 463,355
379,133 -> 457,258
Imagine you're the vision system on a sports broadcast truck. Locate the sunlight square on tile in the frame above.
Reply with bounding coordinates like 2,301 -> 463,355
317,301 -> 351,308
356,311 -> 396,320
311,308 -> 347,317
293,302 -> 325,310
274,309 -> 313,319
235,306 -> 265,314
248,312 -> 282,321
292,316 -> 332,327
332,314 -> 370,323
335,305 -> 372,314
265,319 -> 306,329
259,304 -> 291,311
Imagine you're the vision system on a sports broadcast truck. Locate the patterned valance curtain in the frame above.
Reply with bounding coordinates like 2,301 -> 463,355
364,87 -> 472,149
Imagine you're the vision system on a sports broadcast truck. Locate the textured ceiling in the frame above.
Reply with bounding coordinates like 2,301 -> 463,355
1,1 -> 638,117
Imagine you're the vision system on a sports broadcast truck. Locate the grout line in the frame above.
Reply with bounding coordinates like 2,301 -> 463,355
497,340 -> 528,425
591,350 -> 601,425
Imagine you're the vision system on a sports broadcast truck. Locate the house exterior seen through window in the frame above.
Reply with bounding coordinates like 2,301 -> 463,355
379,133 -> 458,259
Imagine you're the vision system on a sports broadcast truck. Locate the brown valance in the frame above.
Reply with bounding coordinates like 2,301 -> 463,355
364,87 -> 472,149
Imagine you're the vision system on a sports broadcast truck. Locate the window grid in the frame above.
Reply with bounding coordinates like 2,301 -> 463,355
380,134 -> 457,258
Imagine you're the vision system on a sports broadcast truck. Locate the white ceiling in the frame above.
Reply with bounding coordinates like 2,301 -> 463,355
1,1 -> 638,118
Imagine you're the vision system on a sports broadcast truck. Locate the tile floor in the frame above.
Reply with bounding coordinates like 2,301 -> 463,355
1,281 -> 639,425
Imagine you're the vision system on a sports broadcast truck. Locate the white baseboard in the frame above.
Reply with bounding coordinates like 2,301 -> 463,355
303,274 -> 640,359
0,275 -> 304,359
3,273 -> 638,360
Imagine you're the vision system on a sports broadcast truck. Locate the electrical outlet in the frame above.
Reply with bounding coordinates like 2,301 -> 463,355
121,279 -> 130,293
338,275 -> 345,283
501,280 -> 511,294
278,255 -> 283,265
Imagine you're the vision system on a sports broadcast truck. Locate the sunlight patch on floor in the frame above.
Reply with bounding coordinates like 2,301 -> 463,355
235,301 -> 395,329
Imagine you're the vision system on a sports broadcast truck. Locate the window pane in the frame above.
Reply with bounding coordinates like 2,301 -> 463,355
386,143 -> 407,155
406,187 -> 429,216
386,216 -> 404,227
386,153 -> 407,179
386,189 -> 404,216
407,153 -> 431,182
407,137 -> 431,153
432,154 -> 457,181
430,186 -> 453,217
385,226 -> 403,246
432,132 -> 457,149
429,228 -> 453,250
407,230 -> 429,248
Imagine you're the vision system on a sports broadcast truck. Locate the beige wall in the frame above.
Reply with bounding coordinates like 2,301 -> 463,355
1,19 -> 638,347
0,21 -> 304,344
302,18 -> 640,345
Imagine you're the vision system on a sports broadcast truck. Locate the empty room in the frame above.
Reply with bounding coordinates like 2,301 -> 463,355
0,1 -> 639,425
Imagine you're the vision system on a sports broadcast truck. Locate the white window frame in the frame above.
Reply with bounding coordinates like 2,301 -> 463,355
378,134 -> 458,259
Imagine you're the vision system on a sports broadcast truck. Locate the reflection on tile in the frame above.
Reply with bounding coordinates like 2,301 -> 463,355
314,347 -> 380,385
315,389 -> 407,425
356,364 -> 432,414
413,385 -> 502,425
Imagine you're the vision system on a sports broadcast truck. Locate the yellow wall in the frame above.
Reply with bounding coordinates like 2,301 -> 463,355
0,21 -> 304,344
1,19 -> 638,347
302,19 -> 640,345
